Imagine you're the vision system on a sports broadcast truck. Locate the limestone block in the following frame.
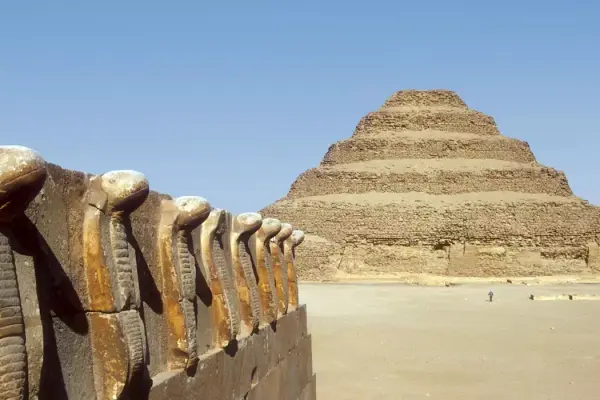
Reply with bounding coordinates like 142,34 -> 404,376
588,242 -> 600,271
245,334 -> 314,400
13,162 -> 92,398
47,316 -> 95,399
148,349 -> 226,400
147,307 -> 312,400
515,250 -> 542,270
339,243 -> 449,275
448,243 -> 468,275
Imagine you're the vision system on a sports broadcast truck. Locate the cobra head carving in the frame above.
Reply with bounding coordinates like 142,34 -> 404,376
285,229 -> 305,311
174,196 -> 211,230
197,209 -> 240,347
233,212 -> 262,238
270,223 -> 293,318
253,218 -> 281,325
230,212 -> 262,336
290,230 -> 305,248
0,145 -> 47,221
162,195 -> 210,369
99,169 -> 149,212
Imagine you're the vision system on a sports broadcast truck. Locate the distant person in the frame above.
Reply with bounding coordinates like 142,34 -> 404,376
488,290 -> 494,302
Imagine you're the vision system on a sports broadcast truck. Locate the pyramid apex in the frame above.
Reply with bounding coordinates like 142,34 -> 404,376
380,89 -> 467,110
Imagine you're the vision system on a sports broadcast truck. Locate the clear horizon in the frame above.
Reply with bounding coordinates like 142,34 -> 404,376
2,1 -> 598,213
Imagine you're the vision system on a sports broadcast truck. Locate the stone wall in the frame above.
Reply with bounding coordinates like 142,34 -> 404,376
0,146 -> 315,400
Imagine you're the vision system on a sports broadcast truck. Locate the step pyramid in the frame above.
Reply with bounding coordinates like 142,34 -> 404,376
261,90 -> 600,281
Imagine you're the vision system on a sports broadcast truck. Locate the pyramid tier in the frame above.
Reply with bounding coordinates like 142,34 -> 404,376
380,89 -> 468,109
262,192 -> 600,279
353,108 -> 500,137
322,131 -> 535,165
287,159 -> 572,198
265,192 -> 600,246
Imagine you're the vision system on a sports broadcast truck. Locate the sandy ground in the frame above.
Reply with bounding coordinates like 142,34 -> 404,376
299,283 -> 600,400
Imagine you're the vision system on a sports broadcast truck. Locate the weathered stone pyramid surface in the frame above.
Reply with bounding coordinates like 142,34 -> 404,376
262,90 -> 600,281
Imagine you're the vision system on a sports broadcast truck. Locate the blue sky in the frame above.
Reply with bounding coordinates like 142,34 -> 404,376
2,1 -> 598,213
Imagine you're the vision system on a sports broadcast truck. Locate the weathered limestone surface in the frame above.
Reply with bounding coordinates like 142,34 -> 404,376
149,306 -> 312,400
321,132 -> 536,165
289,159 -> 571,198
261,90 -> 600,281
0,147 -> 314,400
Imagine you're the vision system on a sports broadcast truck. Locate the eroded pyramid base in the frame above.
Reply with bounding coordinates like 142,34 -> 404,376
263,192 -> 600,281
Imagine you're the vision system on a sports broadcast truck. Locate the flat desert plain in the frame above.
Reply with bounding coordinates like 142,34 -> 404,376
300,283 -> 600,400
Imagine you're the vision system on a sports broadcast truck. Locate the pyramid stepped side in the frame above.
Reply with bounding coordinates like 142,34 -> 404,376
354,89 -> 499,136
261,89 -> 600,281
321,131 -> 536,165
287,159 -> 572,198
263,193 -> 600,280
353,109 -> 500,136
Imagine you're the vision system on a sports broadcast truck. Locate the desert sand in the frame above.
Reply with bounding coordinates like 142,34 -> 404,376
300,282 -> 600,400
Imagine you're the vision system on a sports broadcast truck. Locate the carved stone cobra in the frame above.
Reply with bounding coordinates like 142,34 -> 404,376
0,146 -> 46,400
284,230 -> 305,312
197,209 -> 240,348
251,218 -> 281,326
269,223 -> 293,318
83,170 -> 149,400
229,212 -> 262,337
158,196 -> 210,370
